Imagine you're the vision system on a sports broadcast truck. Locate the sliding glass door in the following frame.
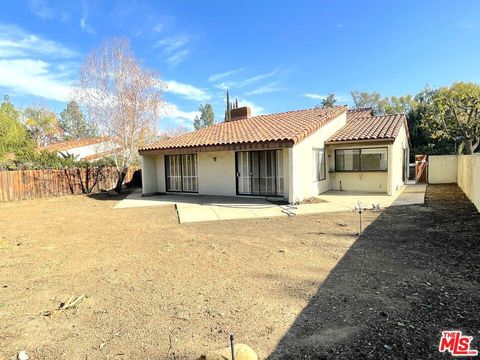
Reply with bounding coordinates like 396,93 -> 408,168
236,150 -> 284,196
166,154 -> 198,192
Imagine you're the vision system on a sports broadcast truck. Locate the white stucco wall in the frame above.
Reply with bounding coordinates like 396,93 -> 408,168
328,172 -> 388,192
428,155 -> 458,184
197,151 -> 236,196
326,143 -> 389,193
58,141 -> 110,160
389,124 -> 410,194
289,112 -> 347,203
141,155 -> 158,195
457,155 -> 480,213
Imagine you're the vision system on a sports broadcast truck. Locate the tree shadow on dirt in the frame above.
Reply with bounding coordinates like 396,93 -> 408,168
267,184 -> 480,359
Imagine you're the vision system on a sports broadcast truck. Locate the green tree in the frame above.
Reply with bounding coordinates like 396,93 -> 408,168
24,106 -> 61,147
0,95 -> 34,167
422,82 -> 480,154
59,100 -> 96,139
351,91 -> 415,115
224,89 -> 231,121
315,94 -> 337,108
193,115 -> 202,130
195,104 -> 215,130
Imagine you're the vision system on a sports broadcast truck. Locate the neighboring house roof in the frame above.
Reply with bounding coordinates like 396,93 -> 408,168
326,113 -> 407,144
82,150 -> 115,161
140,106 -> 347,152
37,137 -> 109,152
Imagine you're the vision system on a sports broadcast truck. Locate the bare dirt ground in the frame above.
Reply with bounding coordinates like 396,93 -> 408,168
0,184 -> 479,359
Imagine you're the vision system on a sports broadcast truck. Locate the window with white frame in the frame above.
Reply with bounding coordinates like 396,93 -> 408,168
313,148 -> 326,181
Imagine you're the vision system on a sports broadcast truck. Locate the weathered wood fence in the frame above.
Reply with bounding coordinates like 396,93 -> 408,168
0,166 -> 140,202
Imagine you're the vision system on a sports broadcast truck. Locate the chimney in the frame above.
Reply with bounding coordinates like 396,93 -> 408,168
230,106 -> 251,121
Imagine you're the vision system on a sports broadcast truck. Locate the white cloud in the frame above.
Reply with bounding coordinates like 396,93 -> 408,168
208,67 -> 246,82
0,59 -> 72,102
160,102 -> 199,123
244,81 -> 284,95
214,67 -> 283,91
0,24 -> 76,59
166,49 -> 190,67
0,24 -> 76,102
237,98 -> 264,116
303,93 -> 327,100
156,34 -> 190,52
164,80 -> 211,102
156,34 -> 192,67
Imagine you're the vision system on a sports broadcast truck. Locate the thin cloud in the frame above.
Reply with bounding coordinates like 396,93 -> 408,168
304,93 -> 327,100
236,67 -> 282,88
214,67 -> 283,91
156,34 -> 192,67
208,67 -> 246,82
28,0 -> 70,22
166,49 -> 190,67
164,80 -> 211,102
245,81 -> 284,95
28,0 -> 54,18
152,23 -> 165,33
80,1 -> 95,34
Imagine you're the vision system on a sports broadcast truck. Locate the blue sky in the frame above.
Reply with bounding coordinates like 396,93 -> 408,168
0,0 -> 479,130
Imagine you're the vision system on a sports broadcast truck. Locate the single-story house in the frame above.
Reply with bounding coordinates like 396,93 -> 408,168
38,137 -> 113,161
139,106 -> 410,203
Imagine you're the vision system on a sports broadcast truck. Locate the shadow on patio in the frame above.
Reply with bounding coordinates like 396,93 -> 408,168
267,184 -> 480,359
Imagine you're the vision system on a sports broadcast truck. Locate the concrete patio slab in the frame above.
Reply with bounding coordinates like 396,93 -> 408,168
392,184 -> 427,206
114,184 -> 426,223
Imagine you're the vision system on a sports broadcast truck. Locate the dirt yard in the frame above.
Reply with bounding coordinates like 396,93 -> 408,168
0,184 -> 479,359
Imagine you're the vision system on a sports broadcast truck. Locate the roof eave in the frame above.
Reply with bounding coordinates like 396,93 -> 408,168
139,139 -> 295,155
325,138 -> 396,145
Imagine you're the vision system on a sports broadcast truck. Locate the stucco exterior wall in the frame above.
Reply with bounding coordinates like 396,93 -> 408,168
457,155 -> 480,212
289,112 -> 347,202
329,172 -> 388,192
429,155 -> 458,184
389,124 -> 410,194
197,151 -> 236,196
141,155 -> 158,195
326,142 -> 389,193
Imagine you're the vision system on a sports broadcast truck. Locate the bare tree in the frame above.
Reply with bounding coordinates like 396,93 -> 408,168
75,38 -> 164,193
158,125 -> 189,141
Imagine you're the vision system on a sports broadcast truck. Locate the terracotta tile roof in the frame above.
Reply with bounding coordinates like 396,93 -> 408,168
326,113 -> 407,143
346,108 -> 373,121
140,106 -> 347,151
38,137 -> 109,152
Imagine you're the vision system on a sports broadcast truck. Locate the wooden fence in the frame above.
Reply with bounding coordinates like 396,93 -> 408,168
0,166 -> 140,202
